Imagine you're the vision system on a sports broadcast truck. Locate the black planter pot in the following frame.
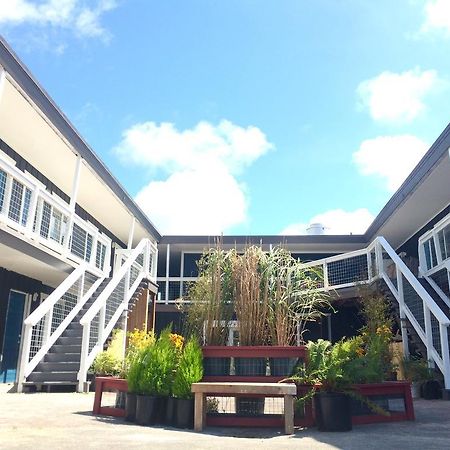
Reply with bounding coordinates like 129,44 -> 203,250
314,392 -> 352,432
421,380 -> 442,399
156,396 -> 168,424
175,398 -> 194,429
234,357 -> 266,376
135,395 -> 160,425
165,397 -> 176,426
269,357 -> 298,377
203,357 -> 231,376
125,392 -> 137,422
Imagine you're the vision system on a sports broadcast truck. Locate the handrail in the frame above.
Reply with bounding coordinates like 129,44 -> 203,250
17,266 -> 103,392
377,237 -> 450,326
77,238 -> 155,392
79,238 -> 148,325
24,264 -> 87,326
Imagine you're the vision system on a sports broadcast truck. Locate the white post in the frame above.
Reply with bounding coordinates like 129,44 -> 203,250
375,239 -> 383,276
25,187 -> 39,238
367,250 -> 372,281
16,325 -> 32,393
97,305 -> 106,349
42,309 -> 53,347
127,217 -> 136,250
323,262 -> 329,290
396,266 -> 409,359
165,244 -> 170,304
70,156 -> 82,210
78,324 -> 91,392
439,324 -> 450,390
423,304 -> 435,368
180,251 -> 185,298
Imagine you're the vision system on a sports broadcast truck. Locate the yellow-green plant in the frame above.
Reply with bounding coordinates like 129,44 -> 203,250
90,328 -> 124,376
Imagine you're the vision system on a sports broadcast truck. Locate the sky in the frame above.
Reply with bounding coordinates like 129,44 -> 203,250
1,0 -> 450,236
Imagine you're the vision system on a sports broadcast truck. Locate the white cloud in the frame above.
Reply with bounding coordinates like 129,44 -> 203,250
353,135 -> 429,191
0,0 -> 117,41
357,68 -> 439,123
114,120 -> 272,175
421,0 -> 450,37
281,209 -> 374,235
114,120 -> 273,234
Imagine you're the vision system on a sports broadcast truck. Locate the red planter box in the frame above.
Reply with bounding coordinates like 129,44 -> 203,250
201,346 -> 414,428
93,377 -> 128,418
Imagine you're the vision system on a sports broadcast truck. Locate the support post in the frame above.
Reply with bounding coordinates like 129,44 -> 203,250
423,304 -> 434,368
396,266 -> 409,359
127,217 -> 135,250
165,244 -> 170,304
439,324 -> 450,392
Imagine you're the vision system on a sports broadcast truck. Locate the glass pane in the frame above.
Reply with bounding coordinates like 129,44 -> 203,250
424,242 -> 432,270
438,230 -> 446,261
21,188 -> 32,226
0,169 -> 7,212
8,179 -> 23,223
40,201 -> 52,238
430,238 -> 438,267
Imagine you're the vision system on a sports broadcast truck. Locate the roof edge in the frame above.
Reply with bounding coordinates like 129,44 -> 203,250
364,123 -> 450,242
0,35 -> 161,241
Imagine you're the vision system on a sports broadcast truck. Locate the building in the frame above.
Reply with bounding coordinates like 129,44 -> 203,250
0,37 -> 159,391
0,35 -> 450,397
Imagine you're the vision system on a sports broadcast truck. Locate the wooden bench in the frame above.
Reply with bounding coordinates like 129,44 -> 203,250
191,382 -> 297,434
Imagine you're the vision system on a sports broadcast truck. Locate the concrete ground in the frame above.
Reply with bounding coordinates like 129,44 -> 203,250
1,384 -> 450,449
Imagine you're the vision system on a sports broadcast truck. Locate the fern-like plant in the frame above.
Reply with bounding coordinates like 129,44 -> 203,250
172,338 -> 203,399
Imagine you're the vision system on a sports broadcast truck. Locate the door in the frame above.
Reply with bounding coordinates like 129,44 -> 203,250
1,291 -> 26,383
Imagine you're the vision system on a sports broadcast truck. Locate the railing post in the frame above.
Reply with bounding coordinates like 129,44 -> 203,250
367,250 -> 372,282
423,304 -> 435,368
25,187 -> 39,238
16,325 -> 32,393
77,272 -> 85,304
78,324 -> 91,392
323,262 -> 329,290
42,309 -> 53,347
143,240 -> 151,278
439,324 -> 450,390
98,304 -> 106,349
396,266 -> 410,359
375,239 -> 383,276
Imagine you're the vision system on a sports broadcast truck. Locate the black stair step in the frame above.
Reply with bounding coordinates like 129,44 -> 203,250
56,336 -> 82,345
27,371 -> 78,382
36,361 -> 80,372
45,352 -> 80,363
50,344 -> 81,353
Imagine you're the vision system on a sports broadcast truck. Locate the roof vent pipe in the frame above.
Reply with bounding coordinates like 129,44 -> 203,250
306,223 -> 326,235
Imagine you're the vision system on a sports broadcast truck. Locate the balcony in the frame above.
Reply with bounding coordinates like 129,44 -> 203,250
0,154 -> 111,276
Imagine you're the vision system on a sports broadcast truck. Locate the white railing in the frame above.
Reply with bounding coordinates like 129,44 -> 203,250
0,154 -> 111,276
77,238 -> 157,391
301,236 -> 450,389
17,264 -> 104,392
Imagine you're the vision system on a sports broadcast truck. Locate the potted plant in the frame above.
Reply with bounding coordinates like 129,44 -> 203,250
124,329 -> 155,422
184,244 -> 234,375
401,357 -> 432,399
172,337 -> 203,428
287,337 -> 389,432
165,333 -> 184,426
135,329 -> 178,426
266,248 -> 331,376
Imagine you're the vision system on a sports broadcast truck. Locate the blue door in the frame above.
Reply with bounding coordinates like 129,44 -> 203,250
1,291 -> 26,383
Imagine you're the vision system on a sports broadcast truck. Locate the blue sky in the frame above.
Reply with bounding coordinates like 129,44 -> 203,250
2,0 -> 450,235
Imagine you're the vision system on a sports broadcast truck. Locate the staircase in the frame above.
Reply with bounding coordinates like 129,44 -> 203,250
301,236 -> 450,393
17,238 -> 158,393
23,278 -> 110,391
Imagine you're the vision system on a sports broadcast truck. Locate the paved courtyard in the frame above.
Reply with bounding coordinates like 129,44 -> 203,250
1,383 -> 450,449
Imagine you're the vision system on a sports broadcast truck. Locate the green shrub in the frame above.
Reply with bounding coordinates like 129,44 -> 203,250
172,337 -> 203,399
137,328 -> 178,396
